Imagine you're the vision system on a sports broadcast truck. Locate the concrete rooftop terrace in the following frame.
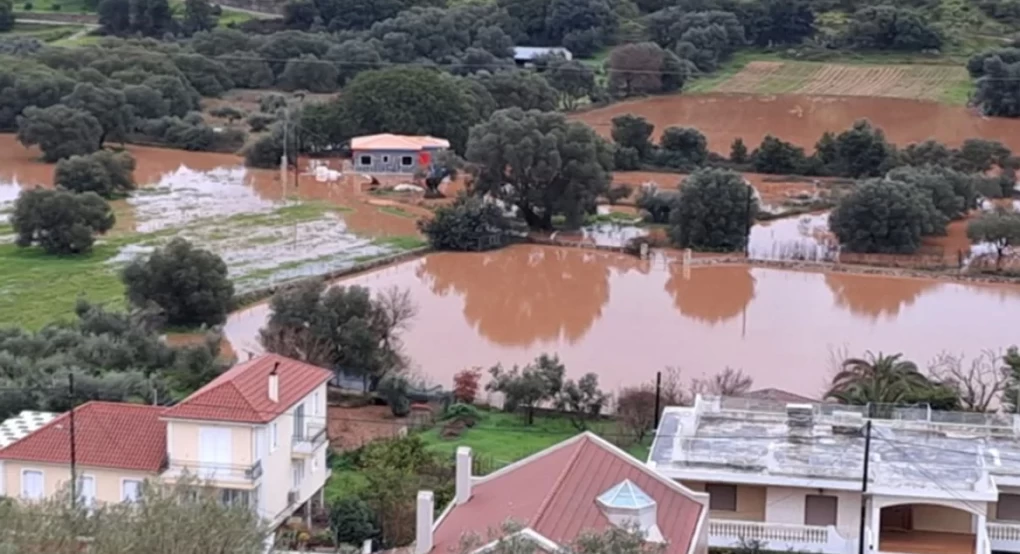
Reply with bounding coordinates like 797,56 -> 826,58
649,396 -> 1020,497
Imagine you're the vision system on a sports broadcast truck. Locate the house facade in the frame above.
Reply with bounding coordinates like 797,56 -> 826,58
0,354 -> 331,529
650,395 -> 1020,554
415,432 -> 709,554
350,134 -> 450,174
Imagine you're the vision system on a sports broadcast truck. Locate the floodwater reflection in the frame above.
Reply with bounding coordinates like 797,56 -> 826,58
222,244 -> 1020,397
665,263 -> 757,325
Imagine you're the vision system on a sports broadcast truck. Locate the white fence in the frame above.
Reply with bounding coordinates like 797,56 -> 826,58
709,520 -> 855,554
988,522 -> 1020,552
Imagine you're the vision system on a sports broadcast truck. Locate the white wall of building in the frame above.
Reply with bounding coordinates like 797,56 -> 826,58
765,486 -> 862,538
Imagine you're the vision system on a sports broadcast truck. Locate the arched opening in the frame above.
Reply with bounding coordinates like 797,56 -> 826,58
879,503 -> 977,554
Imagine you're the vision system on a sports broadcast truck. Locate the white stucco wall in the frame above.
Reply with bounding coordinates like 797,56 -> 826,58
765,486 -> 862,538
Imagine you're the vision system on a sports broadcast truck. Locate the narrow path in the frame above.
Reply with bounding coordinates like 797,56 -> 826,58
15,17 -> 98,27
216,4 -> 281,18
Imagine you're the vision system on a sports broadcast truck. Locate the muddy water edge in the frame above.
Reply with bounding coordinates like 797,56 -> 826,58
224,244 -> 1020,399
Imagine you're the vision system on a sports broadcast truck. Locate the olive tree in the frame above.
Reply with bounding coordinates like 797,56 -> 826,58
11,188 -> 115,255
122,238 -> 235,327
967,209 -> 1020,268
54,150 -> 137,198
61,82 -> 134,146
829,179 -> 944,254
668,168 -> 758,252
466,107 -> 612,229
418,195 -> 520,251
543,56 -> 597,110
17,105 -> 104,162
486,354 -> 565,425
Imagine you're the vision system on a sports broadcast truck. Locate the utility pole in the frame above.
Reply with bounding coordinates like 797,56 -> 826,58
744,183 -> 753,257
857,420 -> 873,554
69,373 -> 78,509
281,107 -> 289,193
653,371 -> 662,429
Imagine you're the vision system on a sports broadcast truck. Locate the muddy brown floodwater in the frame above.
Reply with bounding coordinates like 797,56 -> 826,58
223,244 -> 1020,399
573,94 -> 1020,154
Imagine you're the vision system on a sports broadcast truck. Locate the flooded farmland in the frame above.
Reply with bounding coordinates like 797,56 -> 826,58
573,94 -> 1020,154
223,245 -> 1020,399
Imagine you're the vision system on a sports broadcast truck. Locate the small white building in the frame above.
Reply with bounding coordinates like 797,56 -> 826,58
650,395 -> 1020,554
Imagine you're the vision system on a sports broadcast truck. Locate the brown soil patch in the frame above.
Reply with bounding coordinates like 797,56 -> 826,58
715,61 -> 790,93
612,170 -> 825,205
327,404 -> 409,451
571,93 -> 1020,155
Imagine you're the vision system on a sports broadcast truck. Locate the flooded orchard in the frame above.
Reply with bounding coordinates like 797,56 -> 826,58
573,94 -> 1020,153
224,245 -> 1020,399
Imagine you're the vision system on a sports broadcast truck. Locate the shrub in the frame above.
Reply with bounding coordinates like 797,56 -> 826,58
378,374 -> 411,417
617,385 -> 657,443
613,145 -> 641,170
259,93 -> 288,113
752,135 -> 807,174
54,150 -> 136,199
657,126 -> 708,169
417,195 -> 520,251
452,368 -> 481,404
605,184 -> 633,204
51,2 -> 60,9
23,2 -> 31,9
443,403 -> 480,426
11,188 -> 115,255
246,113 -> 275,132
122,238 -> 235,327
669,168 -> 758,252
635,186 -> 678,223
209,105 -> 245,122
329,497 -> 379,546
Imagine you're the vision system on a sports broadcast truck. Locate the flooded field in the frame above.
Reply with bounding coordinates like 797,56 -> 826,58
223,245 -> 1020,398
0,135 -> 424,327
573,94 -> 1020,154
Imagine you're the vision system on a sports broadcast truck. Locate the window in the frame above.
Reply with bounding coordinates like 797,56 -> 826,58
706,484 -> 737,511
270,422 -> 279,452
401,156 -> 413,166
313,392 -> 320,417
382,155 -> 390,163
359,155 -> 371,166
294,403 -> 306,440
220,488 -> 251,508
292,460 -> 306,489
78,475 -> 96,507
805,495 -> 838,526
999,494 -> 1020,521
122,479 -> 142,502
21,470 -> 43,500
312,455 -> 319,472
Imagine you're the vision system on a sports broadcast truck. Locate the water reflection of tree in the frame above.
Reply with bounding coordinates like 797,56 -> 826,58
414,246 -> 628,347
665,265 -> 757,324
824,273 -> 939,320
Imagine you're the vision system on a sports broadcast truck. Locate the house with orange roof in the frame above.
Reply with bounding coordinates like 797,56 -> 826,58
0,354 -> 332,528
350,133 -> 450,175
412,432 -> 709,554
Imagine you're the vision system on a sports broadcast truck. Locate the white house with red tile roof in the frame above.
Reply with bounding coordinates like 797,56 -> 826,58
0,354 -> 331,528
350,133 -> 450,175
414,432 -> 709,554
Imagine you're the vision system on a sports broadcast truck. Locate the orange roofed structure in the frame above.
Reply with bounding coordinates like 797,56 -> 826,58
350,133 -> 450,175
413,432 -> 709,554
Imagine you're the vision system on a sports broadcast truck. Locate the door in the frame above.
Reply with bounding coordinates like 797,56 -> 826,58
882,506 -> 914,532
199,427 -> 233,478
79,475 -> 96,507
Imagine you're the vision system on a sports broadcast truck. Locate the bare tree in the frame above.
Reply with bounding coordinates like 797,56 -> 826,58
617,384 -> 657,443
927,350 -> 1010,412
459,520 -> 664,554
259,325 -> 336,367
660,366 -> 690,407
690,367 -> 754,397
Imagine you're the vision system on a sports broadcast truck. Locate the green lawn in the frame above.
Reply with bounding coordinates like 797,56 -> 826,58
419,411 -> 650,473
0,242 -> 126,330
14,0 -> 90,13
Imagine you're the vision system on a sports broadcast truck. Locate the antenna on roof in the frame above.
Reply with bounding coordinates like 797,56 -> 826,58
271,361 -> 280,374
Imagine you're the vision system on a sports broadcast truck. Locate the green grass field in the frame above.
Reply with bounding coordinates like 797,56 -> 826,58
13,0 -> 90,12
418,410 -> 650,472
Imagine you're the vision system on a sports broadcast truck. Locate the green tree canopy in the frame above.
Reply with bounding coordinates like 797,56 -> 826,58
826,119 -> 898,178
611,114 -> 655,159
752,134 -> 806,174
466,107 -> 613,229
486,353 -> 565,425
11,188 -> 115,255
844,6 -> 942,51
17,105 -> 104,162
967,209 -> 1020,267
829,178 -> 946,254
54,150 -> 137,199
826,352 -> 960,411
543,57 -> 597,111
122,238 -> 235,327
657,126 -> 708,169
278,54 -> 339,92
887,165 -> 978,221
473,70 -> 558,112
418,195 -> 521,251
668,168 -> 757,252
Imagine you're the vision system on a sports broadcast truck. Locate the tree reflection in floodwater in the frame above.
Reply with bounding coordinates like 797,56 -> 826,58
414,245 -> 639,347
664,264 -> 757,325
824,272 -> 940,320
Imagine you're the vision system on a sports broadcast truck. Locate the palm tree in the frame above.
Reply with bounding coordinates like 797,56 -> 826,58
825,352 -> 936,411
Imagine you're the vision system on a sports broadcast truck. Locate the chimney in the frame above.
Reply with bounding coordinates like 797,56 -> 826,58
786,403 -> 814,442
456,446 -> 472,505
268,362 -> 280,403
415,491 -> 434,554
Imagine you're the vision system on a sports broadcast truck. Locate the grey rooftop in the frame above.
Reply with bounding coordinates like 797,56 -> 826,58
649,395 -> 1020,495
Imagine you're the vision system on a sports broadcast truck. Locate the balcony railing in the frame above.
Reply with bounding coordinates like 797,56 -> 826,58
987,522 -> 1020,552
293,423 -> 328,457
709,519 -> 854,554
164,459 -> 263,484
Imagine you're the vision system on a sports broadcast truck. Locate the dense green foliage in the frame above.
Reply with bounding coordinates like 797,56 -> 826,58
54,150 -> 137,198
466,108 -> 613,229
418,195 -> 521,251
668,169 -> 758,252
967,209 -> 1020,267
329,497 -> 379,547
829,179 -> 945,254
843,6 -> 942,52
487,354 -> 566,425
11,188 -> 115,255
826,352 -> 960,410
259,280 -> 416,388
122,238 -> 235,327
607,42 -> 689,97
0,300 -> 226,419
0,0 -> 14,32
17,105 -> 104,162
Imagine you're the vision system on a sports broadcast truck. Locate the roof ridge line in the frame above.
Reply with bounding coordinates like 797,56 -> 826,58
532,434 -> 588,528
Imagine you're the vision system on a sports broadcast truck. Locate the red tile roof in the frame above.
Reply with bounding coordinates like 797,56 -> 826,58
350,134 -> 450,151
431,433 -> 707,554
0,402 -> 167,473
161,354 -> 332,423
